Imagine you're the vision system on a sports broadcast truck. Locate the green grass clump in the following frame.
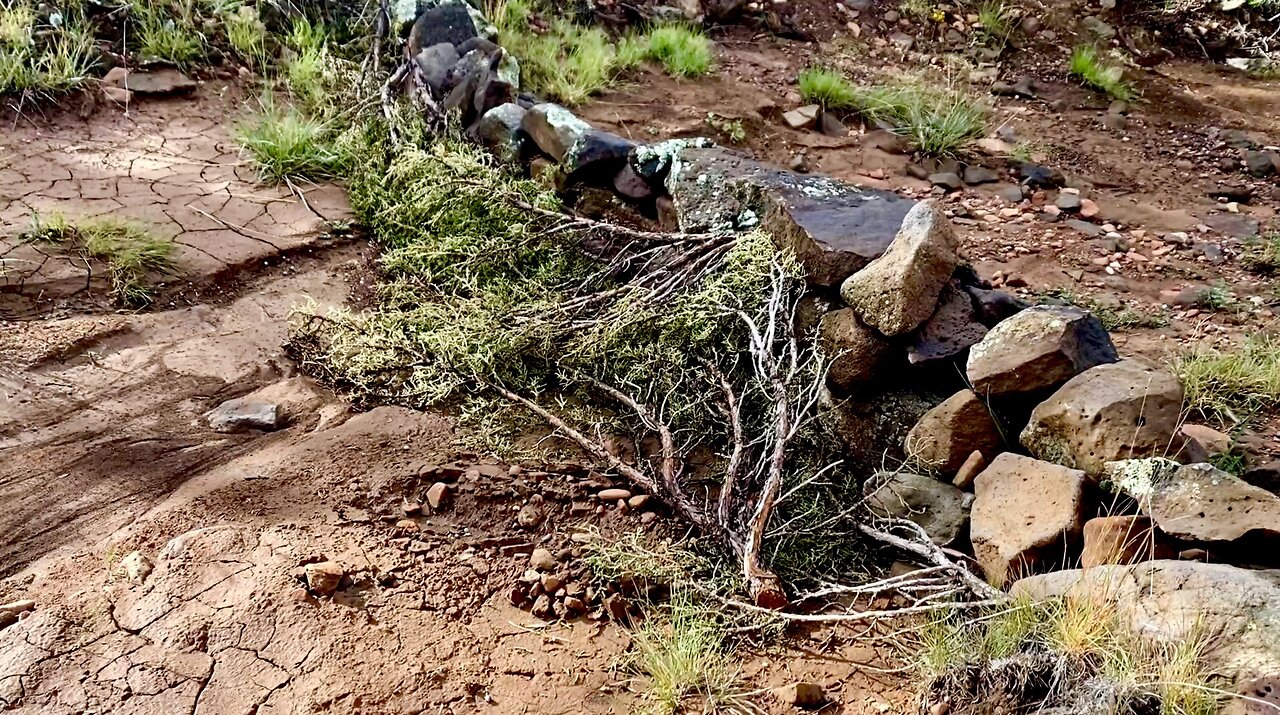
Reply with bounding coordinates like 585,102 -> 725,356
920,596 -> 1223,715
235,97 -> 348,182
1069,45 -> 1135,102
0,3 -> 97,96
646,24 -> 713,78
1174,333 -> 1280,425
1037,289 -> 1168,331
223,4 -> 267,70
583,532 -> 707,587
492,0 -> 645,105
798,67 -> 857,108
131,1 -> 204,65
628,593 -> 751,715
23,213 -> 174,305
1243,231 -> 1280,275
798,69 -> 987,154
975,0 -> 1013,45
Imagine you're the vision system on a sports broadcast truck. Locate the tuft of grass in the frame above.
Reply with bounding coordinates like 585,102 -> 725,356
0,4 -> 97,96
975,0 -> 1014,45
1037,289 -> 1169,331
1069,45 -> 1135,102
705,112 -> 746,144
1173,333 -> 1280,425
1242,231 -> 1280,275
645,24 -> 713,78
1194,280 -> 1236,311
131,1 -> 204,65
23,212 -> 174,305
798,67 -> 857,108
798,69 -> 987,154
224,4 -> 267,70
628,592 -> 751,715
491,0 -> 646,105
235,96 -> 348,182
583,531 -> 707,587
920,595 -> 1225,715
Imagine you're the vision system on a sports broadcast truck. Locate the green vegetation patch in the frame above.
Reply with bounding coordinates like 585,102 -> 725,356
22,213 -> 174,305
1069,45 -> 1136,102
235,96 -> 350,182
797,68 -> 988,155
1173,333 -> 1280,425
0,2 -> 96,96
921,595 -> 1223,715
646,24 -> 713,78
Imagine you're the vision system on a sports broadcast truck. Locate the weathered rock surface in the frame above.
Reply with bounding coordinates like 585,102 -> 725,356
971,453 -> 1088,585
1021,359 -> 1191,475
664,146 -> 916,286
207,398 -> 282,432
414,42 -> 460,95
468,102 -> 528,163
1106,459 -> 1280,545
905,389 -> 1002,475
304,561 -> 344,596
105,67 -> 197,95
906,281 -> 989,364
407,2 -> 480,54
966,305 -> 1117,397
839,202 -> 959,336
1080,515 -> 1174,567
522,104 -> 592,162
1012,561 -> 1280,688
864,471 -> 974,545
818,308 -> 894,393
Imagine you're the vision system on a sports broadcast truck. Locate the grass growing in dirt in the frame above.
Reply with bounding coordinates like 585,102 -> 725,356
1069,45 -> 1135,102
798,69 -> 987,154
1243,231 -> 1280,274
0,2 -> 96,96
628,592 -> 752,715
1037,288 -> 1168,331
1173,333 -> 1280,425
646,24 -> 713,78
235,96 -> 349,182
584,532 -> 709,587
130,0 -> 205,65
975,0 -> 1014,45
23,213 -> 174,305
491,0 -> 646,105
223,4 -> 268,70
921,595 -> 1223,715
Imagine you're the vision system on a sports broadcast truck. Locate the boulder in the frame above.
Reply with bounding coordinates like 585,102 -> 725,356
839,202 -> 959,336
905,389 -> 1002,475
663,146 -> 916,286
630,137 -> 715,184
966,305 -> 1117,398
468,103 -> 529,163
1080,515 -> 1174,567
207,398 -> 282,432
414,42 -> 460,95
1020,359 -> 1193,475
472,50 -> 520,118
1012,561 -> 1280,691
907,280 -> 989,365
407,2 -> 480,54
818,308 -> 895,393
970,453 -> 1089,585
564,130 -> 635,181
864,471 -> 974,545
522,103 -> 592,162
1105,459 -> 1280,546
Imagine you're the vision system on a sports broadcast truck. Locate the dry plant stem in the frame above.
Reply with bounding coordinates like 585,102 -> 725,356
859,519 -> 1005,602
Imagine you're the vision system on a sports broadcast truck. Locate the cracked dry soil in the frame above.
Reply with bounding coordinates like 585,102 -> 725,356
0,89 -> 913,714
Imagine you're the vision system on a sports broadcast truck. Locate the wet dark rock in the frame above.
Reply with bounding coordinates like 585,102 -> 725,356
1019,163 -> 1064,188
472,50 -> 520,118
963,284 -> 1028,326
565,130 -> 635,182
819,113 -> 849,137
664,146 -> 916,286
408,2 -> 479,55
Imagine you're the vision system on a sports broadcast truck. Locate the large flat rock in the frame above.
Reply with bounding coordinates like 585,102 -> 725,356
664,146 -> 915,286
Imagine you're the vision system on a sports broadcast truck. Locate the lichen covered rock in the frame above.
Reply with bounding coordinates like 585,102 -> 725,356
966,305 -> 1117,397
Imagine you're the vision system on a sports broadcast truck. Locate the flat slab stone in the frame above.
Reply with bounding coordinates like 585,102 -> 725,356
664,146 -> 916,286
